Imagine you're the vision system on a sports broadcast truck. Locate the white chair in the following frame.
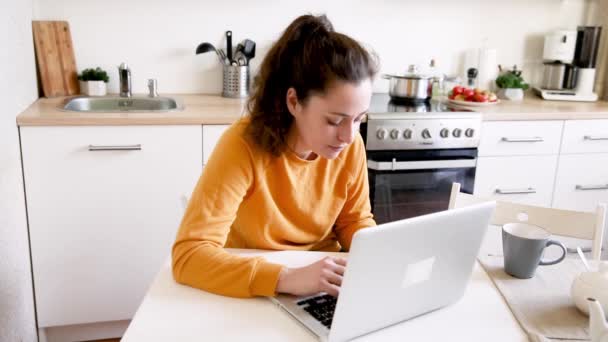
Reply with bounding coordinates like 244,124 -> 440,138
448,182 -> 607,261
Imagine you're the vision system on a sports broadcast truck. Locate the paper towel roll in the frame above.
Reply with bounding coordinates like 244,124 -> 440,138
477,48 -> 498,91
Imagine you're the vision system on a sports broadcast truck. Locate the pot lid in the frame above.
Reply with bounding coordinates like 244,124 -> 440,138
385,64 -> 432,80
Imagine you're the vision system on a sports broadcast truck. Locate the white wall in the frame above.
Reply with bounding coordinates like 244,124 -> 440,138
33,0 -> 592,95
0,0 -> 39,341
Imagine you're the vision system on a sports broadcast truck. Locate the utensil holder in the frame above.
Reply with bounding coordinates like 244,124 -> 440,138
222,65 -> 249,98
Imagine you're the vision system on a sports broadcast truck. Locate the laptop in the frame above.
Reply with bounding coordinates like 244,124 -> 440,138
269,201 -> 496,342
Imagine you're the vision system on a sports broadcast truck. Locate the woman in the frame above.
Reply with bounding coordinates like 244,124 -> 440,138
172,14 -> 378,298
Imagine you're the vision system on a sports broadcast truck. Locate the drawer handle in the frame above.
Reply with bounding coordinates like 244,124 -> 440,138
495,187 -> 537,195
88,144 -> 142,151
501,137 -> 544,143
583,135 -> 608,141
575,184 -> 608,191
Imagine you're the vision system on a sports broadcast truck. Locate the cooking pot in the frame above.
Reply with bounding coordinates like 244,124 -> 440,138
383,65 -> 432,102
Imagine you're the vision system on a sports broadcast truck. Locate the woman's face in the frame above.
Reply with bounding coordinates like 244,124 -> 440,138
286,79 -> 372,160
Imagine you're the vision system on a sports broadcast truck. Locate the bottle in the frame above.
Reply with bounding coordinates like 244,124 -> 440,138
429,59 -> 445,100
467,68 -> 478,88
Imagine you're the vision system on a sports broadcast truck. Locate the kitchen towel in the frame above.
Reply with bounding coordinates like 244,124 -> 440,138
478,255 -> 590,341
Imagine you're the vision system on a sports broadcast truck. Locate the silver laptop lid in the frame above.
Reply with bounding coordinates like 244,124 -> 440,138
328,201 -> 496,342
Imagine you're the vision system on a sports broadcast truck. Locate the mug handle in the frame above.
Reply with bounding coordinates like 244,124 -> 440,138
539,240 -> 567,266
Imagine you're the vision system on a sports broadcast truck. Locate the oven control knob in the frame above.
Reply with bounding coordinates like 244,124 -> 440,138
440,128 -> 450,138
452,128 -> 462,138
465,128 -> 475,137
403,129 -> 412,140
376,128 -> 387,140
421,129 -> 431,139
390,129 -> 400,140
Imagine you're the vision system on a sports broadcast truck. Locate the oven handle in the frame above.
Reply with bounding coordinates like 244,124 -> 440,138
367,158 -> 477,171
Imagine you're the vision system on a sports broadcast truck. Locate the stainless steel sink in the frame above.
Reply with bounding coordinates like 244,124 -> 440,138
62,96 -> 184,112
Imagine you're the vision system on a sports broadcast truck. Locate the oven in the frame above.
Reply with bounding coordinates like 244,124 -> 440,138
366,148 -> 477,224
362,94 -> 482,224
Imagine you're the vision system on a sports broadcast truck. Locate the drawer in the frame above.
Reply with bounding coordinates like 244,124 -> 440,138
552,153 -> 608,212
203,124 -> 230,164
561,120 -> 608,154
474,155 -> 558,207
478,121 -> 563,156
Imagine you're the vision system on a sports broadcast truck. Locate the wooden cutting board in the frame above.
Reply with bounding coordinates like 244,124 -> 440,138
32,21 -> 80,97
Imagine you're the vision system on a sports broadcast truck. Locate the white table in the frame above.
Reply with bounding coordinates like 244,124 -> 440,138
122,234 -> 529,341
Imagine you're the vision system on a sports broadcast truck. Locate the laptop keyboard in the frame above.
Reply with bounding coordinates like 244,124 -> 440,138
297,294 -> 337,328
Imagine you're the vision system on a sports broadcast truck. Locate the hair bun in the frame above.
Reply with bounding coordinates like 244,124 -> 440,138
289,14 -> 334,42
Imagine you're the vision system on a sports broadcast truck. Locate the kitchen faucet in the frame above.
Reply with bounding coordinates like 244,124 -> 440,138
118,62 -> 131,97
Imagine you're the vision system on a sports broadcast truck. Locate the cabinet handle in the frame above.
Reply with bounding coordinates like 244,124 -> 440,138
583,135 -> 608,141
575,184 -> 608,191
88,144 -> 142,151
501,137 -> 544,143
495,187 -> 537,195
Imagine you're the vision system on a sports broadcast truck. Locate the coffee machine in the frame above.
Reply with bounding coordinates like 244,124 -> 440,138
535,26 -> 602,102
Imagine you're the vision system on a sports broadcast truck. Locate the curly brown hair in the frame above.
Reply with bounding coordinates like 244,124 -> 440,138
244,14 -> 378,156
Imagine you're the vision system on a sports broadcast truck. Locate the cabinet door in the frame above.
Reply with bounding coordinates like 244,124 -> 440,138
203,124 -> 230,165
474,155 -> 558,207
478,121 -> 563,157
561,120 -> 608,154
20,125 -> 202,327
552,153 -> 608,212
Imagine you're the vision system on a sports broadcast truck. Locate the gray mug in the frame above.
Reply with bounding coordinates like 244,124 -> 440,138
502,223 -> 567,279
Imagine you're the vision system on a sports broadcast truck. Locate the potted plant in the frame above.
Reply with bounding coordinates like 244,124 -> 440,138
78,67 -> 109,96
495,66 -> 529,101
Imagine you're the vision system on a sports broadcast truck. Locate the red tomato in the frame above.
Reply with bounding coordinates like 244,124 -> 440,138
465,95 -> 475,102
473,93 -> 489,102
463,88 -> 475,98
452,86 -> 464,96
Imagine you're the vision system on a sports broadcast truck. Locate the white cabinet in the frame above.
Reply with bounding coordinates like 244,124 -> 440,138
203,124 -> 230,164
478,121 -> 563,156
561,120 -> 608,154
474,155 -> 558,207
475,120 -> 563,206
552,153 -> 608,212
20,125 -> 202,328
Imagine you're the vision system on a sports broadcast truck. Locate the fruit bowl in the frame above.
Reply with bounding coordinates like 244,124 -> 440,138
447,98 -> 500,107
447,85 -> 499,107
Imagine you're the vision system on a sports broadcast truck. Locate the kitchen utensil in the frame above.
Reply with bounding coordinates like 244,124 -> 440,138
195,42 -> 224,65
217,49 -> 229,65
32,20 -> 80,97
383,65 -> 431,102
234,51 -> 247,66
226,31 -> 233,63
571,260 -> 608,316
243,39 -> 256,60
222,64 -> 249,98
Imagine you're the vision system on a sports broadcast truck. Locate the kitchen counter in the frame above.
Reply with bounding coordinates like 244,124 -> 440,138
15,93 -> 608,126
16,94 -> 246,126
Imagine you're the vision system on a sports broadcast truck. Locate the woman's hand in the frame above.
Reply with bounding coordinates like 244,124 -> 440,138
276,256 -> 347,297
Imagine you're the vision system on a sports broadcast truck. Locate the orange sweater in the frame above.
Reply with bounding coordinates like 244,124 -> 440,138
172,118 -> 376,298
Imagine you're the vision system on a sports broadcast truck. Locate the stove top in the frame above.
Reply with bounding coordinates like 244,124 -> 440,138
365,94 -> 482,151
369,93 -> 472,114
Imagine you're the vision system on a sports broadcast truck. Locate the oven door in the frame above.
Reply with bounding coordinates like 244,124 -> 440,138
367,149 -> 477,224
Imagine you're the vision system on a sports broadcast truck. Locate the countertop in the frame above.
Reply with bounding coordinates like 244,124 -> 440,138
16,93 -> 608,126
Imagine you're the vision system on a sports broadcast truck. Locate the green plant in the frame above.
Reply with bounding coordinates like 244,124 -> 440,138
495,67 -> 529,90
78,67 -> 109,83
